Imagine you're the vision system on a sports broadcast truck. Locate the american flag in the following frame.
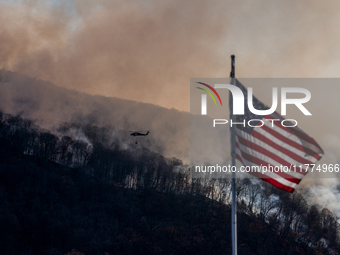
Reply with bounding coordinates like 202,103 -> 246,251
231,79 -> 324,192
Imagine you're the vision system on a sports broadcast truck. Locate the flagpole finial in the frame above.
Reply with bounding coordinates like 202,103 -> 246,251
230,55 -> 235,78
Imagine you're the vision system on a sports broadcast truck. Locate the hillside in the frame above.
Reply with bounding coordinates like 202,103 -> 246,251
0,112 -> 339,255
0,69 -> 190,161
0,136 -> 317,255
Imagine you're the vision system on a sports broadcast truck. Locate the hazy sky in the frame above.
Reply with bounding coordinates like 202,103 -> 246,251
1,0 -> 340,111
2,0 -> 340,215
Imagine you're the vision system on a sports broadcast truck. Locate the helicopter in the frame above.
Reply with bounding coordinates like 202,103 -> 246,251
130,131 -> 149,137
129,131 -> 150,144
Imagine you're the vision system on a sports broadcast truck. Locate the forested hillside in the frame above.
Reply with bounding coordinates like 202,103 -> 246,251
0,112 -> 339,255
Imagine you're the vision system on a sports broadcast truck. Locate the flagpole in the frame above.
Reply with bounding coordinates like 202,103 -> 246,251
230,55 -> 237,255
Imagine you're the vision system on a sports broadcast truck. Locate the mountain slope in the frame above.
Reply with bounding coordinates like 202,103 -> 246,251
0,141 -> 318,255
0,69 -> 190,160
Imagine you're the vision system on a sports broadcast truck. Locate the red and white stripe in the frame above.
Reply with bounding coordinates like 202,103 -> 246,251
235,115 -> 323,193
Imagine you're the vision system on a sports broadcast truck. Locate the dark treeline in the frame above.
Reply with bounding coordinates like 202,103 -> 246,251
0,111 -> 339,255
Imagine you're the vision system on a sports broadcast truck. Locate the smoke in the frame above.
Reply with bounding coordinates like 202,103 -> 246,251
2,0 -> 340,112
295,134 -> 340,217
59,128 -> 92,145
302,180 -> 340,217
0,69 -> 190,160
2,0 -> 340,215
0,0 -> 232,111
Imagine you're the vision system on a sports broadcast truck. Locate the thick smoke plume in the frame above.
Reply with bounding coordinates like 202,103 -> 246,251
2,0 -> 340,112
0,0 -> 231,111
2,0 -> 340,216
